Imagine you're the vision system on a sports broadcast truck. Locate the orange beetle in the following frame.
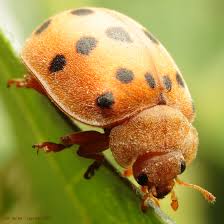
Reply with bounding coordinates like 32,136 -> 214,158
8,7 -> 215,210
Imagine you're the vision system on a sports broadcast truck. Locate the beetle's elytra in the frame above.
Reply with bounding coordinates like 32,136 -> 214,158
8,7 -> 215,211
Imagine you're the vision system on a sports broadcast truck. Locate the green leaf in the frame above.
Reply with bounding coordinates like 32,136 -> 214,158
0,30 -> 175,224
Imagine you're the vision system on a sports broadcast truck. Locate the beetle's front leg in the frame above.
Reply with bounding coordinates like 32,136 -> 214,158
32,142 -> 69,153
7,73 -> 46,95
141,186 -> 160,212
33,131 -> 110,179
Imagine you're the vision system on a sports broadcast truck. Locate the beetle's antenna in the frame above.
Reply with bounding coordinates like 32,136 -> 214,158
175,177 -> 216,203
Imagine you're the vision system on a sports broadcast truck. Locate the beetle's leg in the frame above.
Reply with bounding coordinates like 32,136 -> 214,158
77,142 -> 108,179
7,74 -> 46,95
33,131 -> 108,152
33,131 -> 109,179
141,193 -> 150,213
123,167 -> 133,177
32,142 -> 68,154
73,131 -> 109,179
60,131 -> 109,146
170,190 -> 179,211
140,186 -> 160,212
150,186 -> 160,207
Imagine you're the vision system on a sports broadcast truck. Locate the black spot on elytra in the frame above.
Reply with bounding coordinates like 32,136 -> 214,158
145,73 -> 156,88
143,30 -> 159,44
106,27 -> 132,42
163,76 -> 172,91
176,72 -> 185,88
76,37 -> 97,55
71,8 -> 94,16
35,20 -> 51,35
116,68 -> 134,84
49,55 -> 66,73
97,92 -> 114,108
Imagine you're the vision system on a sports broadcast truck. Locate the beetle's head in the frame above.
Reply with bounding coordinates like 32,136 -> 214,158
132,150 -> 215,205
133,151 -> 186,198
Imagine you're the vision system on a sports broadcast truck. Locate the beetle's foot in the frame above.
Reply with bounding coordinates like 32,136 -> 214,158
7,74 -> 46,95
84,160 -> 103,179
7,78 -> 27,88
141,195 -> 160,212
141,196 -> 149,213
170,190 -> 179,211
140,187 -> 160,213
32,142 -> 66,154
123,167 -> 133,177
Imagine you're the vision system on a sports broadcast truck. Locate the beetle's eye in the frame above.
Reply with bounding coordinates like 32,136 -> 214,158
136,173 -> 148,186
180,160 -> 186,174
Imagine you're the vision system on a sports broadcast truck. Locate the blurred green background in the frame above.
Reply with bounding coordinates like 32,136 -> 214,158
0,0 -> 223,224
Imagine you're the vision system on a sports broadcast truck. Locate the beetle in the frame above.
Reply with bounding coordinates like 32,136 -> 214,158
8,7 -> 215,211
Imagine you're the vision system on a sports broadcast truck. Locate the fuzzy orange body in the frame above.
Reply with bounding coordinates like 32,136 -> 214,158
9,7 -> 215,208
22,7 -> 194,127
